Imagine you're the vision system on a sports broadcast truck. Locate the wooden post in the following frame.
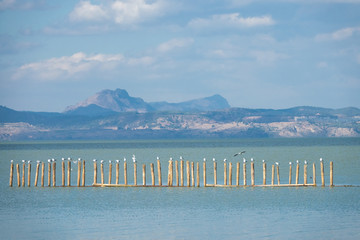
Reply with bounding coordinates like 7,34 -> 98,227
224,161 -> 227,185
304,162 -> 308,185
196,162 -> 200,187
124,160 -> 128,185
142,164 -> 146,186
22,161 -> 26,187
271,165 -> 274,186
228,162 -> 232,186
52,161 -> 56,187
213,160 -> 217,185
61,160 -> 65,187
288,163 -> 292,185
191,162 -> 195,187
157,158 -> 161,186
108,161 -> 112,184
180,159 -> 184,186
27,161 -> 31,187
41,162 -> 45,187
320,159 -> 325,187
263,161 -> 266,185
9,161 -> 14,187
47,160 -> 51,187
236,162 -> 240,186
150,163 -> 155,186
330,161 -> 334,187
276,163 -> 280,185
16,164 -> 20,187
116,161 -> 119,185
175,160 -> 179,186
93,160 -> 97,185
203,160 -> 206,187
169,159 -> 173,186
134,162 -> 137,186
81,160 -> 85,187
243,161 -> 247,186
312,163 -> 316,186
296,161 -> 299,185
101,161 -> 104,185
186,161 -> 190,187
77,159 -> 81,187
34,161 -> 40,187
251,160 -> 255,186
67,160 -> 71,186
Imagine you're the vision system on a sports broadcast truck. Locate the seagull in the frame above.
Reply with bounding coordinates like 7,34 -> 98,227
262,160 -> 265,163
36,160 -> 40,164
296,160 -> 299,164
124,157 -> 127,162
224,158 -> 227,162
213,158 -> 216,162
320,158 -> 323,162
78,158 -> 81,161
289,162 -> 292,165
203,158 -> 206,162
251,158 -> 254,162
28,160 -> 31,164
304,160 -> 308,165
275,162 -> 279,166
52,158 -> 55,162
179,156 -> 183,160
47,159 -> 51,163
22,160 -> 25,163
234,151 -> 246,157
10,160 -> 13,163
109,160 -> 112,164
62,158 -> 65,161
68,157 -> 71,161
93,159 -> 97,162
243,158 -> 247,163
157,156 -> 160,160
116,160 -> 119,163
132,155 -> 136,163
100,160 -> 104,164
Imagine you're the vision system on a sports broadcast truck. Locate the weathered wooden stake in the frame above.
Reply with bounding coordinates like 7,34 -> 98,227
276,164 -> 280,185
93,160 -> 97,185
228,162 -> 232,186
16,164 -> 20,187
28,161 -> 31,187
9,161 -> 14,187
330,161 -> 334,187
77,160 -> 81,187
41,162 -> 45,187
312,163 -> 316,186
251,160 -> 255,186
52,161 -> 56,187
236,162 -> 240,186
67,160 -> 71,186
271,165 -> 275,186
157,158 -> 161,186
243,161 -> 247,186
101,161 -> 104,185
142,164 -> 146,186
134,162 -> 137,186
320,159 -> 325,187
150,163 -> 155,186
213,160 -> 217,185
175,160 -> 179,186
180,159 -> 184,186
224,162 -> 227,185
263,161 -> 266,185
124,160 -> 128,185
203,160 -> 207,187
22,161 -> 26,187
168,159 -> 173,186
61,160 -> 65,187
108,161 -> 112,184
116,161 -> 119,185
186,161 -> 190,187
304,162 -> 307,185
288,163 -> 292,185
295,162 -> 299,185
196,162 -> 200,187
34,162 -> 40,187
47,161 -> 51,187
81,160 -> 85,187
191,162 -> 195,186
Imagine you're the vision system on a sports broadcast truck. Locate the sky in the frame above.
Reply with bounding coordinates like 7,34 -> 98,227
0,0 -> 360,112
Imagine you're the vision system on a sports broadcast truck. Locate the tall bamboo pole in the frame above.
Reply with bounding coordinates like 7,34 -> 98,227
304,161 -> 308,185
157,157 -> 161,186
288,162 -> 292,185
295,161 -> 299,185
22,161 -> 26,187
142,164 -> 146,186
330,161 -> 334,187
263,161 -> 266,185
41,162 -> 45,187
47,160 -> 51,187
124,159 -> 128,185
116,161 -> 119,185
312,163 -> 316,186
16,164 -> 20,187
224,161 -> 227,186
320,159 -> 325,187
52,160 -> 56,187
186,161 -> 190,187
214,160 -> 217,185
228,162 -> 232,186
28,161 -> 31,187
108,161 -> 112,184
243,160 -> 247,186
9,161 -> 14,187
150,163 -> 155,186
93,160 -> 97,185
196,162 -> 200,187
236,162 -> 240,186
67,159 -> 71,186
61,159 -> 65,187
175,160 -> 179,186
180,158 -> 184,186
271,165 -> 275,186
134,162 -> 137,186
77,159 -> 81,187
101,160 -> 104,185
34,161 -> 40,187
191,162 -> 195,187
276,163 -> 280,185
251,160 -> 255,186
203,159 -> 206,187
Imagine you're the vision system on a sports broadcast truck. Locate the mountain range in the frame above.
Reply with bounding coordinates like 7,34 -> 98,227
1,89 -> 359,140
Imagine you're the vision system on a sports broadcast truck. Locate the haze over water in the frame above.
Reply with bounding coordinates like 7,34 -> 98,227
1,138 -> 359,239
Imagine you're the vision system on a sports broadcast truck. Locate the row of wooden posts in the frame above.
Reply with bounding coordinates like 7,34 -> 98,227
9,157 -> 334,188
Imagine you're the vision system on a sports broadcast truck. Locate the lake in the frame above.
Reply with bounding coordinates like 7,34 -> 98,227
1,138 -> 359,239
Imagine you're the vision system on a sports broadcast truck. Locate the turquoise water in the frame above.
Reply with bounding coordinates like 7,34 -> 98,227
1,138 -> 360,239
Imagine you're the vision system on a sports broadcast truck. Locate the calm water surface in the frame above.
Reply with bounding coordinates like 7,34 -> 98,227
1,138 -> 359,239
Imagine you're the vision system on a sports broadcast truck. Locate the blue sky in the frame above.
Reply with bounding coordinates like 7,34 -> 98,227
0,0 -> 359,112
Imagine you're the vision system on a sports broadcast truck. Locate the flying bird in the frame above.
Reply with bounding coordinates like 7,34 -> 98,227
234,151 -> 246,157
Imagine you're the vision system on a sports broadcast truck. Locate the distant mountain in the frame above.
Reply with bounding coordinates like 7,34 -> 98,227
64,89 -> 231,115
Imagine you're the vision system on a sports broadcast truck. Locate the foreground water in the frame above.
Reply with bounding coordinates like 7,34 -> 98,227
1,138 -> 359,239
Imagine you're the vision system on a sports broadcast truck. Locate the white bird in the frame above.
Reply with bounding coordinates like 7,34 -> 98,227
203,158 -> 206,162
157,156 -> 160,160
10,160 -> 13,163
100,160 -> 104,164
304,160 -> 308,165
22,160 -> 25,163
68,157 -> 71,161
296,160 -> 299,164
109,160 -> 112,164
52,158 -> 55,162
262,160 -> 265,163
170,157 -> 173,161
36,160 -> 40,164
124,158 -> 127,162
213,158 -> 216,162
275,162 -> 279,166
320,158 -> 323,162
132,155 -> 136,163
243,158 -> 247,163
62,158 -> 65,161
234,151 -> 246,157
224,158 -> 227,162
28,160 -> 31,164
251,158 -> 254,162
78,158 -> 81,161
179,156 -> 182,160
116,160 -> 119,163
47,159 -> 51,163
93,159 -> 97,162
289,162 -> 292,165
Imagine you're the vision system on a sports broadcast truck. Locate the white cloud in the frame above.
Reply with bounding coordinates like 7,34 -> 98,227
250,50 -> 288,64
188,13 -> 275,29
13,52 -> 154,81
157,38 -> 194,52
0,0 -> 45,10
315,27 -> 360,41
69,0 -> 167,25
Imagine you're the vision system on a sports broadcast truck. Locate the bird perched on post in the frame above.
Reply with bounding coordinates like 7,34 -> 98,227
234,151 -> 246,157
